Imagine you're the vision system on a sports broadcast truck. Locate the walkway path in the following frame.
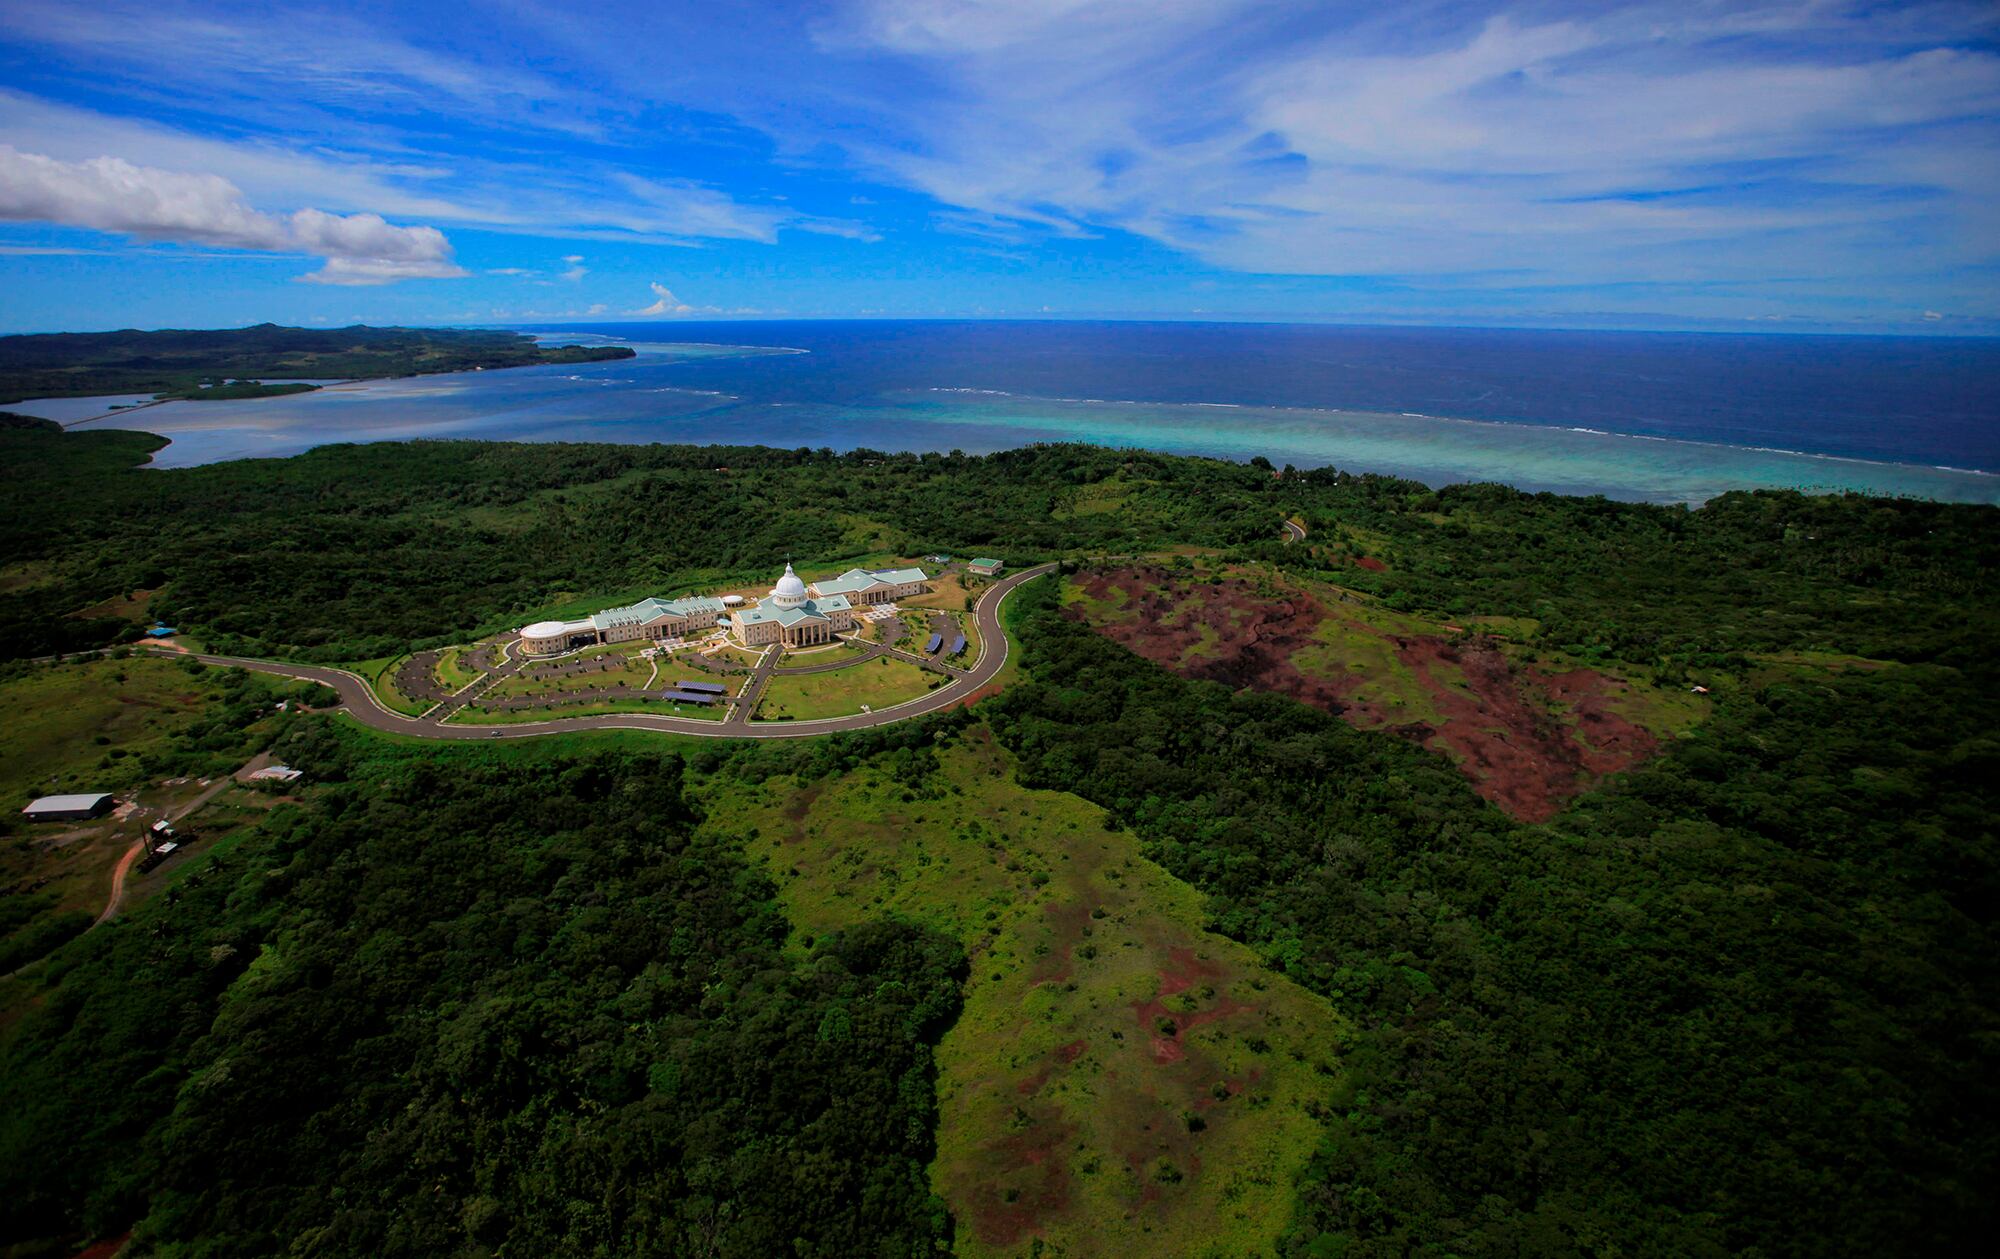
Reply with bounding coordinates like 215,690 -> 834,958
141,564 -> 1055,741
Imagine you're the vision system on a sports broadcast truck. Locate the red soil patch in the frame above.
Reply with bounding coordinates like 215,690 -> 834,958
1071,568 -> 1661,822
954,679 -> 1007,709
1131,948 -> 1254,1064
1029,900 -> 1094,985
965,1111 -> 1075,1247
1016,1038 -> 1090,1096
1355,556 -> 1387,572
70,1233 -> 130,1259
1390,637 -> 1659,822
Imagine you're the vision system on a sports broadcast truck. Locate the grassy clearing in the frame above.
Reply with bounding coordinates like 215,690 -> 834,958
1059,573 -> 1130,620
1589,667 -> 1711,739
0,655 -> 301,972
64,587 -> 159,627
753,657 -> 937,721
706,729 -> 1344,1258
902,571 -> 974,611
1052,480 -> 1138,519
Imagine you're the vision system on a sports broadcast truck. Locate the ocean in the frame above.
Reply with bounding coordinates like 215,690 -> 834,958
23,320 -> 1999,505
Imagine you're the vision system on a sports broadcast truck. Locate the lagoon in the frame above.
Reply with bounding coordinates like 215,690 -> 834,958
20,321 -> 1997,505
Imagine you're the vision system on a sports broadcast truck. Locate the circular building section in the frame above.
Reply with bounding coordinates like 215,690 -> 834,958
520,620 -> 576,656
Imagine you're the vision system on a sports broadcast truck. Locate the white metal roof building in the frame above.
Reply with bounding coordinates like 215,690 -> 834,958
21,793 -> 114,822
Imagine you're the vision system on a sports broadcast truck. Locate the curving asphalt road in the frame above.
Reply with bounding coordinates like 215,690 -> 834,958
144,563 -> 1056,741
1281,516 -> 1308,544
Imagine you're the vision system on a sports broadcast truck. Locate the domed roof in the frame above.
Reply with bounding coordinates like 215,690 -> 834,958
771,562 -> 808,605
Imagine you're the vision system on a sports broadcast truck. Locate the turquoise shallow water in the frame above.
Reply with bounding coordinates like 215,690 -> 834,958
25,330 -> 1997,506
886,391 -> 2000,505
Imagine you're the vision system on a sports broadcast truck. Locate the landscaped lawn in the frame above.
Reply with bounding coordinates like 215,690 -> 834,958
350,654 -> 430,716
451,695 -> 729,723
495,647 -> 654,697
753,657 -> 937,721
434,645 -> 482,691
781,636 -> 872,663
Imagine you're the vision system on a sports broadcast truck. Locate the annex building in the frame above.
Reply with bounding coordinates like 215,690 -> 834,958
519,563 -> 929,655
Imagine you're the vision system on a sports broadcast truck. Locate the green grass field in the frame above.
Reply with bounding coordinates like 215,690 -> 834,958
753,656 -> 937,721
781,636 -> 873,663
0,655 -> 299,973
708,729 -> 1345,1258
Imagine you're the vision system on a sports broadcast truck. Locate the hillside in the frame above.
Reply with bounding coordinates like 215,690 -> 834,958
0,323 -> 634,403
0,429 -> 1993,1259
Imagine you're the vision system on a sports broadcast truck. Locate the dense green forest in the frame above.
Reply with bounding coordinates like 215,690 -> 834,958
3,425 -> 1991,670
0,324 -> 633,403
1,742 -> 962,1258
988,580 -> 1997,1256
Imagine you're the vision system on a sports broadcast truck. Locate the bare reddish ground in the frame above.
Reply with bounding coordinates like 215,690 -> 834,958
965,1111 -> 1075,1247
1072,569 -> 1660,822
1028,900 -> 1094,985
1016,1039 -> 1089,1097
953,679 -> 1007,709
70,1233 -> 129,1259
1355,556 -> 1387,572
1130,948 -> 1255,1066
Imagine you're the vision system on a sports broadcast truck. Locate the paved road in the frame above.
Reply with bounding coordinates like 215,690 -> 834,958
143,563 -> 1056,741
1281,516 -> 1308,544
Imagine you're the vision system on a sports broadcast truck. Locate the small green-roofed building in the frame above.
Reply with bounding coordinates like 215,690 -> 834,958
968,557 -> 1005,576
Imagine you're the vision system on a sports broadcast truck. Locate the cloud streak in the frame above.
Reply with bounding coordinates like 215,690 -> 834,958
0,146 -> 467,283
826,0 -> 2000,295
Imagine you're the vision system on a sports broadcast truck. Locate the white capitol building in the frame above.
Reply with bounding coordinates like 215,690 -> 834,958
519,563 -> 930,656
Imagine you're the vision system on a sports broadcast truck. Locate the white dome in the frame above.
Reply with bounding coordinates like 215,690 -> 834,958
522,620 -> 567,639
771,563 -> 808,606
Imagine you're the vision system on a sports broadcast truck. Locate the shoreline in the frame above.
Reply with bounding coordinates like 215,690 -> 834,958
20,352 -> 1995,507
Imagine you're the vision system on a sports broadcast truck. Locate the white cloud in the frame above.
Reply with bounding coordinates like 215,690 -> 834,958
0,243 -> 105,255
0,146 -> 467,284
630,282 -> 700,316
560,255 -> 588,281
0,89 -> 846,252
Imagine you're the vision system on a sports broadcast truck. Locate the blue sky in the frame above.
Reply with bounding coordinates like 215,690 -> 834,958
0,0 -> 1996,334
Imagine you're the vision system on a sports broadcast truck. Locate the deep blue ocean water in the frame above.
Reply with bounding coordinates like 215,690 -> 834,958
24,320 -> 1999,504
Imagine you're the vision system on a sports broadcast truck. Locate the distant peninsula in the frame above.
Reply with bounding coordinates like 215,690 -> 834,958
0,323 -> 636,403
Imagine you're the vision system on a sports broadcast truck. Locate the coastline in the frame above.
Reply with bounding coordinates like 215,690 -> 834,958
13,340 -> 1995,506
